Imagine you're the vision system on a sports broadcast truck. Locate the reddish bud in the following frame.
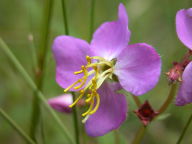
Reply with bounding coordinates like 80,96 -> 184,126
134,101 -> 158,126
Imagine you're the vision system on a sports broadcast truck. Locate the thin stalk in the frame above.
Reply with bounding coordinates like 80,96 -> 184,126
61,0 -> 69,35
0,38 -> 75,144
0,108 -> 36,144
114,130 -> 120,144
72,93 -> 80,144
28,34 -> 38,70
89,0 -> 95,41
131,94 -> 142,108
40,111 -> 46,144
158,84 -> 177,113
118,90 -> 142,108
60,2 -> 80,144
131,125 -> 146,144
176,113 -> 192,144
30,0 -> 53,141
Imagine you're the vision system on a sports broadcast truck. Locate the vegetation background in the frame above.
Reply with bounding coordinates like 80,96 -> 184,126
0,0 -> 192,143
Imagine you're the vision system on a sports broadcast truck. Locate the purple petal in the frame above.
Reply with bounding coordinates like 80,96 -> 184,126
85,82 -> 127,137
114,43 -> 161,96
90,3 -> 130,60
52,36 -> 90,89
48,94 -> 73,113
176,8 -> 192,50
175,62 -> 192,106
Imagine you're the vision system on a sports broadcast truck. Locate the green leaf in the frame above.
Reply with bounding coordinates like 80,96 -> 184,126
155,113 -> 171,121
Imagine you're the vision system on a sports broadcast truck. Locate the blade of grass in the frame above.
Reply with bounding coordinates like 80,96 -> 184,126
30,0 -> 53,142
0,38 -> 75,144
0,108 -> 36,144
60,1 -> 80,144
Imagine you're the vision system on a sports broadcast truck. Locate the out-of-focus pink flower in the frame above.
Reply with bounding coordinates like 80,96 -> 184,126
48,94 -> 73,113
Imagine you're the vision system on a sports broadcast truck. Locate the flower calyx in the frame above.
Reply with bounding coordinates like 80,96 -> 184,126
134,101 -> 158,126
166,50 -> 192,84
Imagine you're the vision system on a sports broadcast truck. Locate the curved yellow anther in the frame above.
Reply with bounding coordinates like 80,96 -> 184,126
69,90 -> 84,108
82,99 -> 94,117
64,79 -> 82,92
74,70 -> 83,75
85,94 -> 92,103
74,66 -> 88,90
89,93 -> 100,115
86,56 -> 92,64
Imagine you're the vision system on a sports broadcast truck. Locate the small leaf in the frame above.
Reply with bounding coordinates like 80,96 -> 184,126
155,113 -> 171,121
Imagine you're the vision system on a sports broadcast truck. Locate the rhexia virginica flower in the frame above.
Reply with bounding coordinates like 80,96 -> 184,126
175,8 -> 192,106
48,94 -> 73,113
52,4 -> 161,136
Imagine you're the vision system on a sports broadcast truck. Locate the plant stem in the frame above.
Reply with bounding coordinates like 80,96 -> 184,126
131,94 -> 142,108
61,0 -> 69,35
89,0 -> 95,41
131,125 -> 146,144
72,93 -> 80,144
0,108 -> 36,144
114,130 -> 120,144
158,84 -> 177,113
60,2 -> 80,144
176,112 -> 192,144
0,38 -> 75,144
30,0 -> 53,142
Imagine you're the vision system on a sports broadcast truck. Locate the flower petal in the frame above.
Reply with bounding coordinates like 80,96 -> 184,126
48,94 -> 73,113
85,82 -> 127,137
90,3 -> 130,60
114,43 -> 161,96
175,62 -> 192,106
52,36 -> 90,89
176,8 -> 192,50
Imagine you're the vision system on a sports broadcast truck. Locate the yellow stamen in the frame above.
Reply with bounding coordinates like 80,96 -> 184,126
63,55 -> 114,118
89,93 -> 100,115
97,74 -> 109,89
85,94 -> 93,103
87,61 -> 112,68
82,99 -> 94,116
74,68 -> 88,89
64,79 -> 82,93
69,90 -> 84,108
74,70 -> 83,75
86,56 -> 92,64
91,56 -> 106,61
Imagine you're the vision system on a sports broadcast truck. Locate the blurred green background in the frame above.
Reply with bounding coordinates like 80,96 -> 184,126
0,0 -> 192,143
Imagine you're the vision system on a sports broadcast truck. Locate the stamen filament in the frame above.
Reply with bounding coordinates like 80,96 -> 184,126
82,115 -> 90,123
97,74 -> 110,89
89,94 -> 100,115
91,56 -> 106,61
87,61 -> 112,68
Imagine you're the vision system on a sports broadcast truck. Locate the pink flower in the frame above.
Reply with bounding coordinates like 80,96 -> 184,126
52,4 -> 161,136
175,8 -> 192,106
48,94 -> 73,113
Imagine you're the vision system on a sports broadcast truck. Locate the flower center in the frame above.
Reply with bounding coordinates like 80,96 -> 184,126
64,56 -> 115,118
